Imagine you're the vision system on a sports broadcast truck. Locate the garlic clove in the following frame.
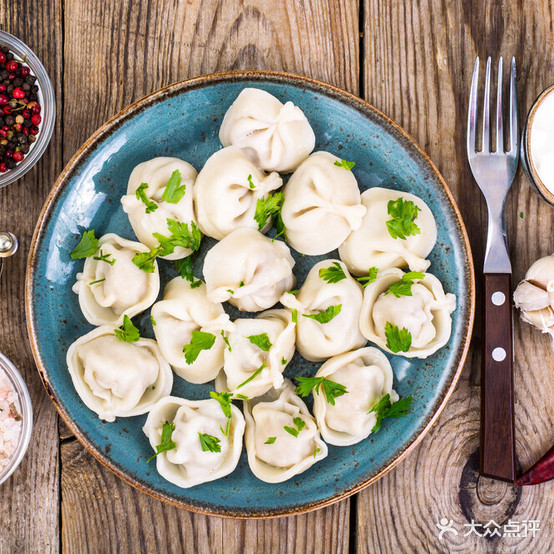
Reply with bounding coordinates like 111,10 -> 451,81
525,253 -> 554,288
520,306 -> 554,331
513,280 -> 551,311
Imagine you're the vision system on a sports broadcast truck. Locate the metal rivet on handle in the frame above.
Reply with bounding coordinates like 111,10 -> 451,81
492,347 -> 506,362
0,232 -> 18,258
491,291 -> 506,306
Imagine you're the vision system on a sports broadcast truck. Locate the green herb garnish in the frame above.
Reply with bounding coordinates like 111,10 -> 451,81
281,357 -> 287,365
89,278 -> 106,286
292,309 -> 298,323
150,315 -> 157,326
93,249 -> 115,265
384,322 -> 412,353
132,248 -> 160,273
357,267 -> 378,287
385,271 -> 425,298
136,182 -> 158,214
70,230 -> 99,259
174,256 -> 202,288
221,330 -> 232,352
295,376 -> 348,406
246,332 -> 272,352
386,197 -> 421,240
160,170 -> 186,204
153,219 -> 202,256
284,417 -> 305,438
334,159 -> 356,170
313,448 -> 321,458
198,432 -> 221,453
319,261 -> 347,284
236,362 -> 266,390
210,391 -> 233,437
254,191 -> 284,231
114,315 -> 141,343
147,421 -> 176,462
247,174 -> 256,189
369,394 -> 413,433
302,304 -> 342,324
234,394 -> 249,401
183,331 -> 216,364
265,436 -> 276,444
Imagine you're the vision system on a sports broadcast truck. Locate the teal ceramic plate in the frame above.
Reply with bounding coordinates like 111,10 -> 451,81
26,71 -> 474,518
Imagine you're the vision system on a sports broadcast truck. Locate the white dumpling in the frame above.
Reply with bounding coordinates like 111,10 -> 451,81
194,146 -> 283,240
67,326 -> 173,422
312,347 -> 398,446
203,228 -> 296,312
243,380 -> 328,483
280,151 -> 366,255
219,88 -> 315,173
359,268 -> 456,358
215,309 -> 295,399
280,259 -> 366,361
72,233 -> 160,327
151,278 -> 234,384
143,396 -> 245,488
121,157 -> 198,260
339,187 -> 437,275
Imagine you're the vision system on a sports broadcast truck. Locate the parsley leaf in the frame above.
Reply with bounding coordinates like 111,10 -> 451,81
133,247 -> 162,273
246,332 -> 272,352
369,394 -> 413,433
385,271 -> 425,298
273,207 -> 287,241
247,174 -> 256,189
198,432 -> 221,453
386,197 -> 421,240
265,436 -> 276,444
210,391 -> 232,419
183,331 -> 216,364
384,322 -> 412,353
234,394 -> 249,401
89,278 -> 105,286
114,315 -> 141,342
334,159 -> 356,170
284,417 -> 305,438
295,376 -> 348,406
302,304 -> 342,324
160,170 -> 186,204
147,421 -> 176,462
93,249 -> 115,265
221,330 -> 232,352
154,219 -> 202,256
70,230 -> 99,259
150,315 -> 156,326
319,261 -> 347,284
313,448 -> 321,458
174,256 -> 202,288
135,183 -> 158,214
254,191 -> 284,231
236,362 -> 266,390
292,309 -> 298,323
357,267 -> 378,287
281,357 -> 287,365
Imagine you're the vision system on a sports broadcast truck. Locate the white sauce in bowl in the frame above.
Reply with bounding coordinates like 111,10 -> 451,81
530,89 -> 554,195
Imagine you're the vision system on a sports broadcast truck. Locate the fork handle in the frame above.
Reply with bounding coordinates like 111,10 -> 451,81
480,272 -> 516,482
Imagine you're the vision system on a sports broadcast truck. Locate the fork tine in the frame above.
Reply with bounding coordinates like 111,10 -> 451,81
496,57 -> 504,153
482,57 -> 491,152
509,57 -> 518,152
467,57 -> 479,153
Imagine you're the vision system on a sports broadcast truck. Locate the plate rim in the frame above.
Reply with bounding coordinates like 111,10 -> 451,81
25,69 -> 475,518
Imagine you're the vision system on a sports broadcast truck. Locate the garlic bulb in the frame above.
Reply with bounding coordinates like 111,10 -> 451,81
513,254 -> 554,345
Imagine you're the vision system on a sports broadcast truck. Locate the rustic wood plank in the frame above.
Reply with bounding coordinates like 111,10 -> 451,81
0,1 -> 63,552
358,1 -> 554,551
61,1 -> 358,551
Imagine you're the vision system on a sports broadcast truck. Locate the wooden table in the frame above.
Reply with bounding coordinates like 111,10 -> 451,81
1,1 -> 553,551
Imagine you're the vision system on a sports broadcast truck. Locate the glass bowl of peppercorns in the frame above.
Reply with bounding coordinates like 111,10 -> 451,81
0,30 -> 55,188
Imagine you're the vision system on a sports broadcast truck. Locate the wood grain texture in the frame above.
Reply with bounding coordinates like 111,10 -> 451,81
60,0 -> 358,551
0,1 -> 63,552
358,0 -> 554,551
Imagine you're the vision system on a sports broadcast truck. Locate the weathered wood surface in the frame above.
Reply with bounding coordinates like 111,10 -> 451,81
358,1 -> 554,552
1,0 -> 553,552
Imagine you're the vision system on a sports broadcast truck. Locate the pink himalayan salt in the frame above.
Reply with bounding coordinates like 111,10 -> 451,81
0,369 -> 22,473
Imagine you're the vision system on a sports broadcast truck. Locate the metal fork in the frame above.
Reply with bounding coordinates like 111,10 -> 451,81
467,57 -> 518,482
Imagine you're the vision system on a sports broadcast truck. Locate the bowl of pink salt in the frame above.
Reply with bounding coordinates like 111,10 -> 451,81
0,351 -> 32,484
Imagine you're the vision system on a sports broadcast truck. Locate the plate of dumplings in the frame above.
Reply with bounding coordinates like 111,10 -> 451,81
26,72 -> 475,517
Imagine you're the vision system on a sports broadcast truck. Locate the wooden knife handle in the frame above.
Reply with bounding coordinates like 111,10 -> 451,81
480,273 -> 516,481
